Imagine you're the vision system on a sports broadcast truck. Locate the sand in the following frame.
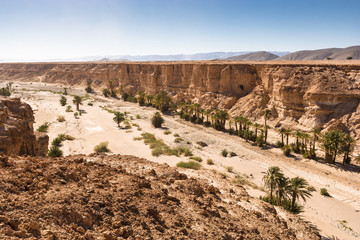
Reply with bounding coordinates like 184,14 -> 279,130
8,82 -> 360,240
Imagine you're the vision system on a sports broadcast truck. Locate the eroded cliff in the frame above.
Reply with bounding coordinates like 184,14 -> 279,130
1,61 -> 360,136
0,97 -> 48,156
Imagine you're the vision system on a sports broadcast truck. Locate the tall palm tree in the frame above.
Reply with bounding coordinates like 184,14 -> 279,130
253,123 -> 262,139
341,134 -> 355,165
287,177 -> 312,211
72,95 -> 82,111
113,111 -> 125,127
311,128 -> 321,153
279,127 -> 286,146
275,176 -> 289,205
263,109 -> 272,143
284,128 -> 292,145
204,109 -> 211,123
263,166 -> 284,202
293,130 -> 302,148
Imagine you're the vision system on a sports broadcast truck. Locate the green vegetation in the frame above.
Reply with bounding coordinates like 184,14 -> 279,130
113,111 -> 125,128
153,91 -> 172,113
0,82 -> 13,96
66,105 -> 73,112
163,130 -> 172,135
282,145 -> 291,156
85,80 -> 93,93
263,109 -> 272,143
206,159 -> 214,165
226,166 -> 234,173
262,166 -> 312,213
94,141 -> 110,153
320,188 -> 331,197
136,114 -> 141,119
221,149 -> 228,157
176,161 -> 201,170
60,96 -> 67,106
231,174 -> 258,189
47,145 -> 63,157
72,95 -> 83,111
174,137 -> 184,143
189,156 -> 202,162
151,112 -> 164,128
37,122 -> 50,132
102,88 -> 110,97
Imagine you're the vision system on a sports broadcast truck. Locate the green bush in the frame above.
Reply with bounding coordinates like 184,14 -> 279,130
103,88 -> 110,97
60,96 -> 67,106
122,92 -> 129,101
51,137 -> 62,147
174,137 -> 184,143
176,161 -> 201,170
189,156 -> 203,162
207,159 -> 214,165
136,114 -> 141,119
226,166 -> 234,172
37,122 -> 50,132
0,87 -> 11,96
320,188 -> 331,197
57,115 -> 65,122
282,145 -> 291,156
87,102 -> 93,106
152,147 -> 163,157
151,112 -> 165,128
276,140 -> 284,148
47,145 -> 63,157
164,130 -> 172,135
221,149 -> 228,157
94,141 -> 110,153
66,105 -> 73,112
256,134 -> 265,147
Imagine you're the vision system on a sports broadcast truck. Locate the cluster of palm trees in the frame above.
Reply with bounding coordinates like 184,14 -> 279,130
262,166 -> 312,213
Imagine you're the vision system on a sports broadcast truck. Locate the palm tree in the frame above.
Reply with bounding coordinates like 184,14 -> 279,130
72,95 -> 82,111
113,112 -> 125,127
263,109 -> 272,143
279,127 -> 286,146
311,128 -> 320,153
287,177 -> 312,211
137,91 -> 146,105
293,130 -> 302,149
253,123 -> 262,139
284,128 -> 292,145
321,129 -> 345,163
275,176 -> 289,205
341,134 -> 355,164
204,109 -> 211,124
263,166 -> 284,202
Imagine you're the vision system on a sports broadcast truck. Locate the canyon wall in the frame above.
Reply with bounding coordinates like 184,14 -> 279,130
0,97 -> 49,156
1,62 -> 360,136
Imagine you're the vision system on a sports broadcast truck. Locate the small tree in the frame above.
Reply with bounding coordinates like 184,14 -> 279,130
85,79 -> 93,93
103,88 -> 110,97
60,96 -> 67,106
113,111 -> 125,128
72,95 -> 83,111
151,112 -> 164,128
63,87 -> 68,95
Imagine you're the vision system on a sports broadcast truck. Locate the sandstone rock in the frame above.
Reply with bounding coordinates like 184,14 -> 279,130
0,97 -> 48,156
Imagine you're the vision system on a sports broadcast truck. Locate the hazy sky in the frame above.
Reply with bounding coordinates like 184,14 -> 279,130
0,0 -> 359,60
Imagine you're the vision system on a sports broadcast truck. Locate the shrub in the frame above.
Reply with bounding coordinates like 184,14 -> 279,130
103,88 -> 110,97
66,105 -> 73,112
0,87 -> 11,96
276,140 -> 284,148
307,186 -> 316,192
173,133 -> 180,137
282,145 -> 292,156
88,102 -> 93,106
57,115 -> 65,122
176,161 -> 201,170
74,112 -> 79,118
320,188 -> 331,197
47,146 -> 63,157
256,134 -> 265,147
136,114 -> 141,119
221,149 -> 228,157
94,141 -> 110,153
37,122 -> 50,132
226,166 -> 234,173
176,147 -> 193,156
189,156 -> 202,162
151,112 -> 164,128
122,92 -> 129,101
51,137 -> 62,147
174,137 -> 184,143
206,159 -> 214,165
60,96 -> 67,106
127,96 -> 137,103
164,130 -> 172,135
152,147 -> 163,157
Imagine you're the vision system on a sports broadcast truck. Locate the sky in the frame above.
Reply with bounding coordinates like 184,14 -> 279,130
0,0 -> 359,61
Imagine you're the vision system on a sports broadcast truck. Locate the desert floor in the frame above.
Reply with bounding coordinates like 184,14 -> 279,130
6,82 -> 360,240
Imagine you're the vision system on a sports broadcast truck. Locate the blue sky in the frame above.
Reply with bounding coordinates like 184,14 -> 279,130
0,0 -> 359,60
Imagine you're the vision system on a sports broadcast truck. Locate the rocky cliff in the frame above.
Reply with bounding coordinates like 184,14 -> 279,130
0,97 -> 48,156
1,61 -> 360,135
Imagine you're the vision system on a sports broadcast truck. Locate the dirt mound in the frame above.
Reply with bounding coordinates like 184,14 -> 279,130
0,153 -> 320,239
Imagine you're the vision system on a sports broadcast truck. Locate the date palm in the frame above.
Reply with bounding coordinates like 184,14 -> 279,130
279,127 -> 286,146
113,111 -> 125,127
287,177 -> 312,211
275,176 -> 289,205
284,128 -> 292,145
72,95 -> 82,111
263,109 -> 272,143
263,166 -> 284,202
311,128 -> 321,152
253,123 -> 262,139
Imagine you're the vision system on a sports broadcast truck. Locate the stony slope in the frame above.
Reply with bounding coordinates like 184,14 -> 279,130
0,97 -> 48,156
224,51 -> 279,61
1,61 -> 360,137
0,153 -> 321,239
276,46 -> 360,60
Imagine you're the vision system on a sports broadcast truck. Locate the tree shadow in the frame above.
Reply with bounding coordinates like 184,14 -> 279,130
314,157 -> 360,173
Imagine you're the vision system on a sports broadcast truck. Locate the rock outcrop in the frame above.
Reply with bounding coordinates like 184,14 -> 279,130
1,61 -> 360,135
0,97 -> 48,156
0,153 -> 321,239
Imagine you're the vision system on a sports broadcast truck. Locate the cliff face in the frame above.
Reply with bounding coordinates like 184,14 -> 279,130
0,97 -> 48,156
1,62 -> 360,135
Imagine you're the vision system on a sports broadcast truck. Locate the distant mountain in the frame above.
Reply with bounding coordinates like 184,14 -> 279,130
223,51 -> 279,61
276,46 -> 360,60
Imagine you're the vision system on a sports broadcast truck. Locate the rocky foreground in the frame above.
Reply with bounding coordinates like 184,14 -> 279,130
0,153 -> 321,240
